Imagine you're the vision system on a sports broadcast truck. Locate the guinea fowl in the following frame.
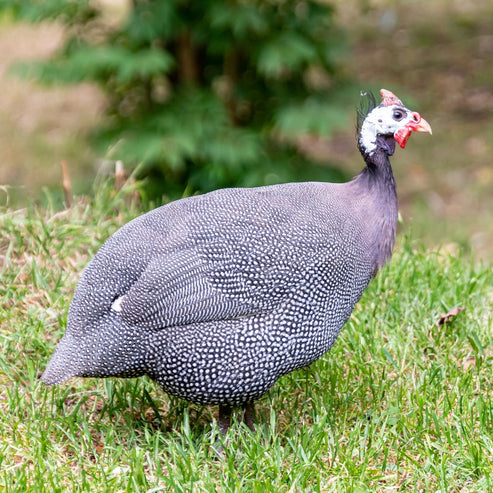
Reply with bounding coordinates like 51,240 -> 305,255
41,89 -> 431,433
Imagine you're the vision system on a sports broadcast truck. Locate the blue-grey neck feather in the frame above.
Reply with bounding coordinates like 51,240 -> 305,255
352,140 -> 398,273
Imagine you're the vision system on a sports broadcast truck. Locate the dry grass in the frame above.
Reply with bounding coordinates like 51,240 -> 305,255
0,21 -> 104,201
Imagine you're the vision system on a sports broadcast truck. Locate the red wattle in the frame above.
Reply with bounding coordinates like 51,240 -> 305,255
394,128 -> 412,148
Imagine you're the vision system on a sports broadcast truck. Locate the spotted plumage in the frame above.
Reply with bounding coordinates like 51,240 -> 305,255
41,89 -> 431,430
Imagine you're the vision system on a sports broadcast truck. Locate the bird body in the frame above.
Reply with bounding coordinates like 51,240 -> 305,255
41,90 -> 431,426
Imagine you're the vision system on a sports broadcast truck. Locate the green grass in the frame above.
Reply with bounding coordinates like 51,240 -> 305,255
1,184 -> 492,492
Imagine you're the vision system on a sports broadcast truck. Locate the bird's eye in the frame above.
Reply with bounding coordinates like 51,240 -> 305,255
393,109 -> 405,121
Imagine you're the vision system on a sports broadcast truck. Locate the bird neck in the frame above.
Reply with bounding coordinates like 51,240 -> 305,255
354,146 -> 398,274
361,147 -> 396,188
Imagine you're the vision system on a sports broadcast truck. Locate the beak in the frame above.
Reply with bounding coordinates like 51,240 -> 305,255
394,112 -> 432,148
408,112 -> 432,134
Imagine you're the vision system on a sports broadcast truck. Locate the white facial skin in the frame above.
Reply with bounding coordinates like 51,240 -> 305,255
359,104 -> 412,155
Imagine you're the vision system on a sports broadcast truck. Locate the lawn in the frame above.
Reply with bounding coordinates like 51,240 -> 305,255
1,184 -> 492,491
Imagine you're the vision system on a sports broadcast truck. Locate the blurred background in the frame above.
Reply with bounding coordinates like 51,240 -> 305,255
0,0 -> 492,260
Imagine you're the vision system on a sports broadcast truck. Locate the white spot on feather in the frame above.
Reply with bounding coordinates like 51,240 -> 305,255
111,295 -> 125,312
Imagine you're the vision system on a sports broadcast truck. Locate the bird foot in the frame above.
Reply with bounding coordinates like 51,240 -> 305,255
213,402 -> 256,455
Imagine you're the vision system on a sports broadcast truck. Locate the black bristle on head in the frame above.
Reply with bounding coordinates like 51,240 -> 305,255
356,90 -> 377,136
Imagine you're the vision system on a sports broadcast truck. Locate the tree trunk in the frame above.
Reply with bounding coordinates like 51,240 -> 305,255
177,30 -> 199,85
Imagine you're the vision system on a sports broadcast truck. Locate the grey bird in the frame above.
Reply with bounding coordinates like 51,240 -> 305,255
41,89 -> 432,434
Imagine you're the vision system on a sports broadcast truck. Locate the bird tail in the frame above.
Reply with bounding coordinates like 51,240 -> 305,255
40,334 -> 78,385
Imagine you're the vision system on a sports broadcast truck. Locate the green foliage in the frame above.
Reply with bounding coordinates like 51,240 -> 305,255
1,185 -> 492,490
5,0 -> 354,197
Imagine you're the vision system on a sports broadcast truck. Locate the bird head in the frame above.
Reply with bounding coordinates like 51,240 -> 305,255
359,89 -> 432,156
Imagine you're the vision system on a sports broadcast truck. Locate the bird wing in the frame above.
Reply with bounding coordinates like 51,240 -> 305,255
119,244 -> 294,329
119,185 -> 330,330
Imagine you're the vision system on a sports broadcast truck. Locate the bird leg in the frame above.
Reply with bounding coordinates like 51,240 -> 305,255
214,403 -> 255,455
218,404 -> 232,436
219,403 -> 255,434
243,402 -> 255,431
213,404 -> 232,457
